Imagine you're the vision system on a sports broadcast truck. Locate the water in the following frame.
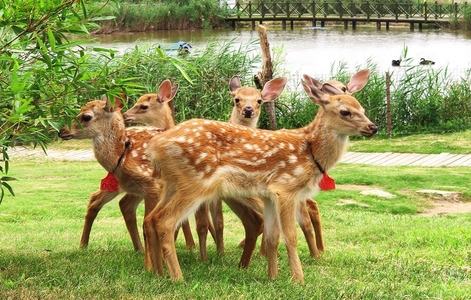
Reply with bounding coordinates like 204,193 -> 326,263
91,26 -> 471,79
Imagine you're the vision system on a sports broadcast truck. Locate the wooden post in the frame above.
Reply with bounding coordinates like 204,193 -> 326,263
386,71 -> 392,139
255,25 -> 277,130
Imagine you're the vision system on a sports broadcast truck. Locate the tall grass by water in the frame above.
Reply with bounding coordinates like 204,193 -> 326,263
90,39 -> 471,137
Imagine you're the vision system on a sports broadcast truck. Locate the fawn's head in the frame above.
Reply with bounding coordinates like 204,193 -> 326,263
123,79 -> 178,129
302,74 -> 378,138
228,76 -> 287,125
58,95 -> 125,140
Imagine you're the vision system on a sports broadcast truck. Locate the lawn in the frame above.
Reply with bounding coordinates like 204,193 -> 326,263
1,144 -> 471,299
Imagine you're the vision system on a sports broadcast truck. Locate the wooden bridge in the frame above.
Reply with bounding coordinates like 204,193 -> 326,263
223,1 -> 469,30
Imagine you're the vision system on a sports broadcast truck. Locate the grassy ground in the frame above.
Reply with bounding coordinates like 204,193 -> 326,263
1,145 -> 470,299
348,130 -> 471,154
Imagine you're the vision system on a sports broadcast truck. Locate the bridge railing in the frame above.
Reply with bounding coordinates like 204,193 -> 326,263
224,1 -> 468,20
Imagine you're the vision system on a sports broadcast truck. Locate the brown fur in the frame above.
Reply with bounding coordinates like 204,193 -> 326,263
143,75 -> 378,283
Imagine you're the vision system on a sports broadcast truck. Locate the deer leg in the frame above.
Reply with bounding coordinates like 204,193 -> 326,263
143,185 -> 164,275
224,198 -> 264,269
262,200 -> 281,280
209,199 -> 225,255
297,200 -> 320,258
194,203 -> 209,262
154,191 -> 200,281
279,198 -> 304,284
177,219 -> 196,250
306,199 -> 324,253
143,210 -> 164,276
80,189 -> 120,249
118,193 -> 144,252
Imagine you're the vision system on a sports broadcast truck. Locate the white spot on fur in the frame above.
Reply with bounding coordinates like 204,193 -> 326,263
288,155 -> 298,164
195,152 -> 208,165
205,164 -> 212,174
292,166 -> 304,177
131,150 -> 138,158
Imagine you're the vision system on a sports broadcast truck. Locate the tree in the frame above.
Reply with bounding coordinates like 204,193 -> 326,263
0,0 -> 192,203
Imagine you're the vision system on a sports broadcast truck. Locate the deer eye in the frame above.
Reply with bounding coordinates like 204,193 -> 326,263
340,110 -> 351,117
257,99 -> 262,105
234,98 -> 240,104
341,87 -> 347,93
140,105 -> 149,110
82,114 -> 92,122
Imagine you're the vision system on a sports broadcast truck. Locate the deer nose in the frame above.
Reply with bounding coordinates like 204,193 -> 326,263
369,124 -> 378,134
242,107 -> 254,118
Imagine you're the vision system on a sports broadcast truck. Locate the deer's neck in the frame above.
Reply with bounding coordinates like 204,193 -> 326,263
228,110 -> 258,128
93,119 -> 128,172
149,106 -> 176,130
305,113 -> 349,173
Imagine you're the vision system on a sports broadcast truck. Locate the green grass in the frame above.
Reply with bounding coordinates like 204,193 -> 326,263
348,130 -> 471,154
1,154 -> 471,299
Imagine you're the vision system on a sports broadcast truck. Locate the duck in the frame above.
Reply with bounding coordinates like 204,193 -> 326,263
420,58 -> 435,65
391,59 -> 401,67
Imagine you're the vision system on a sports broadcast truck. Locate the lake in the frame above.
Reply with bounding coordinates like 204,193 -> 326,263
90,26 -> 471,80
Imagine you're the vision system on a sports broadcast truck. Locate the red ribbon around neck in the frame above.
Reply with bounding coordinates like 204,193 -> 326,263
100,172 -> 120,192
319,173 -> 335,191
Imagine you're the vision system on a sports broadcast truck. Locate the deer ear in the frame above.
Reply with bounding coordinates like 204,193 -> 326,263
346,69 -> 370,94
302,74 -> 323,90
260,77 -> 287,102
157,79 -> 176,103
321,83 -> 343,96
229,76 -> 242,92
104,94 -> 125,112
301,77 -> 331,107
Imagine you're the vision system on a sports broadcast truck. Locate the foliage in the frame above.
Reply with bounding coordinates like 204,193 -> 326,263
92,0 -> 229,32
463,4 -> 471,30
0,0 -> 192,203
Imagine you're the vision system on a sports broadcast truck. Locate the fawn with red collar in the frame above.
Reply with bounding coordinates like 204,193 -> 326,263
143,74 -> 378,283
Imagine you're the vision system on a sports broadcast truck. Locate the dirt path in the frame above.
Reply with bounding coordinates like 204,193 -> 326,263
337,185 -> 471,216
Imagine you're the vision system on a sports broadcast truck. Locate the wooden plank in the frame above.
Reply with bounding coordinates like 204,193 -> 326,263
361,152 -> 394,165
447,155 -> 471,167
392,153 -> 429,166
347,152 -> 384,164
409,153 -> 450,166
436,154 -> 467,166
375,153 -> 411,166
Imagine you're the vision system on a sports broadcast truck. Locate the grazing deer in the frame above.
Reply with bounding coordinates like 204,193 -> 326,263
143,75 -> 378,283
59,79 -> 197,253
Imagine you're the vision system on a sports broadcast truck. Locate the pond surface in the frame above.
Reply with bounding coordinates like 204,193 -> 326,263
91,26 -> 471,79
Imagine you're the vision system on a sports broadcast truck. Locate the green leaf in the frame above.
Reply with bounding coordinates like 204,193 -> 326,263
2,181 -> 15,196
1,176 -> 17,181
0,187 -> 4,204
47,28 -> 56,51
